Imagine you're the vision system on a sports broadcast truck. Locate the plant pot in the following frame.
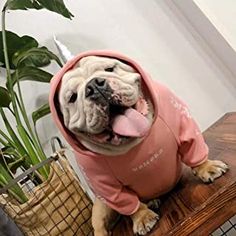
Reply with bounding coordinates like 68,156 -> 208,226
0,150 -> 93,236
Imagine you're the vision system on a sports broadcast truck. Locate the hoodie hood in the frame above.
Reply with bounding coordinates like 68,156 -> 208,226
49,50 -> 159,156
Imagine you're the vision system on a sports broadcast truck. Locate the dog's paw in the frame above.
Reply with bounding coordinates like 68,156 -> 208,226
192,160 -> 228,183
133,209 -> 159,235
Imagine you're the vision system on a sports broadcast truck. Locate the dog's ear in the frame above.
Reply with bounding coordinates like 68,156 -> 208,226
54,92 -> 62,118
55,91 -> 70,127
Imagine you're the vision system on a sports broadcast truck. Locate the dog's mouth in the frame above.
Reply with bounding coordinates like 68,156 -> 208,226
87,97 -> 151,145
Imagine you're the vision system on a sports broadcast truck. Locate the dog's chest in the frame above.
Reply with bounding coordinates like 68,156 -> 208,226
105,117 -> 182,198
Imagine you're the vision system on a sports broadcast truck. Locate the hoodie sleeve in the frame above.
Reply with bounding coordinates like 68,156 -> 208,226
76,154 -> 140,215
178,112 -> 209,167
154,81 -> 209,167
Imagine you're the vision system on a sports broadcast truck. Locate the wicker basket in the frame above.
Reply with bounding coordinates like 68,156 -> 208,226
0,137 -> 93,236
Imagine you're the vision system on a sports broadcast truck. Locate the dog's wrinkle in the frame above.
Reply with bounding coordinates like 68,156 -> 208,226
119,85 -> 138,96
90,115 -> 105,129
86,107 -> 109,133
84,59 -> 116,77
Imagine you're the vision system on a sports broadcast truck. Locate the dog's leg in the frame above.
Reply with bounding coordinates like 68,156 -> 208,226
92,198 -> 118,236
192,158 -> 229,183
131,202 -> 159,235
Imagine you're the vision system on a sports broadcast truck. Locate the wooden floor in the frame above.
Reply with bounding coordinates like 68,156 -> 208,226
112,112 -> 236,236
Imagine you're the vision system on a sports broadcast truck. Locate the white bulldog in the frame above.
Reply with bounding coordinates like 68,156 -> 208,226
51,53 -> 228,236
59,56 -> 153,156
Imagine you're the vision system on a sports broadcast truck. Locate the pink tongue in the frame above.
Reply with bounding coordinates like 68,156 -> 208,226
111,108 -> 150,137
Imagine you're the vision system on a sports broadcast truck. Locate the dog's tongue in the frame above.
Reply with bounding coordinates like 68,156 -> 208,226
111,108 -> 150,137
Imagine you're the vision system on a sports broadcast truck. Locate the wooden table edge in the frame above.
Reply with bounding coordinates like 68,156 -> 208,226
161,181 -> 236,235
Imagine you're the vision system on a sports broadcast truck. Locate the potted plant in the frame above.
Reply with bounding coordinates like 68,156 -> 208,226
0,1 -> 92,235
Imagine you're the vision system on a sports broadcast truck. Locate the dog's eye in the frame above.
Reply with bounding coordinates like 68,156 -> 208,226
105,66 -> 115,72
68,93 -> 77,103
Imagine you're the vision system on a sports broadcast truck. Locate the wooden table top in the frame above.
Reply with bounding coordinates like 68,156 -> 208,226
112,112 -> 236,236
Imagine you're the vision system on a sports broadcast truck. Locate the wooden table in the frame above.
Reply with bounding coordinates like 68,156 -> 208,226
112,112 -> 236,236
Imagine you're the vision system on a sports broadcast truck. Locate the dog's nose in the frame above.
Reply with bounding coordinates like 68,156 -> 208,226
85,77 -> 106,98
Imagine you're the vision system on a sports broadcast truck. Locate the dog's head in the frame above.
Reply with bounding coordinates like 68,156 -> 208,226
58,56 -> 153,154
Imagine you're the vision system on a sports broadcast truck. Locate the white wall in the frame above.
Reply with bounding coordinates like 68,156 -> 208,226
0,0 -> 236,151
194,0 -> 236,51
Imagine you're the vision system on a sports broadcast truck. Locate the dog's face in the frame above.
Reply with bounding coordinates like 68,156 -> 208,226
59,56 -> 148,146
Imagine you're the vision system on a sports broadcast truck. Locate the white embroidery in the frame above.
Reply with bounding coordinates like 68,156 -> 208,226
132,148 -> 163,172
195,128 -> 201,136
170,97 -> 182,110
182,106 -> 192,119
170,97 -> 192,119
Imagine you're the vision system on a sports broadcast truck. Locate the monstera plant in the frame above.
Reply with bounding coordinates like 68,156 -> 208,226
0,0 -> 73,203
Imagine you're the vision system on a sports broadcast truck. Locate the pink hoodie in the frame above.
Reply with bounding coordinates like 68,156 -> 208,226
49,51 -> 208,215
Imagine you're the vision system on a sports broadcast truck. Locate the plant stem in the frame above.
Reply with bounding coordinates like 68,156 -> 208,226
1,7 -> 49,178
17,124 -> 47,179
0,128 -> 15,146
1,10 -> 10,79
34,125 -> 43,150
0,164 -> 28,204
15,84 -> 49,174
1,9 -> 21,124
0,108 -> 28,161
0,136 -> 7,146
15,82 -> 43,149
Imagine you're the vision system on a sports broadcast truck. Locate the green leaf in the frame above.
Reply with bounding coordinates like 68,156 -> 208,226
5,0 -> 43,10
0,31 -> 38,69
17,53 -> 51,68
0,108 -> 29,161
5,0 -> 74,19
0,86 -> 11,108
37,0 -> 74,19
32,103 -> 50,125
12,46 -> 63,68
11,66 -> 53,86
17,124 -> 48,179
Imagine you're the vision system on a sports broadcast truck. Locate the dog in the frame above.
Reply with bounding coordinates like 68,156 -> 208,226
49,51 -> 228,236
